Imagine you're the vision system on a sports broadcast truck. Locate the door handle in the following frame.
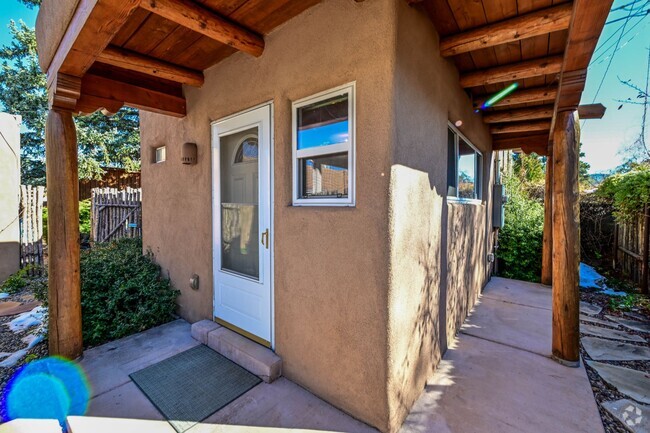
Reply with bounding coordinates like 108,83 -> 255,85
261,228 -> 269,249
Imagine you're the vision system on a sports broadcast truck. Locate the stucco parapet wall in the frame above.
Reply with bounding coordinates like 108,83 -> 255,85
35,0 -> 80,72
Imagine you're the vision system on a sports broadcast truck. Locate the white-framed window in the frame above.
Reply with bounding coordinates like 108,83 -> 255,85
447,123 -> 483,202
292,82 -> 355,206
154,146 -> 166,164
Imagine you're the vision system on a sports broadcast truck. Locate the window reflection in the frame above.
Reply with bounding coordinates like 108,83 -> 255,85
297,95 -> 349,150
300,153 -> 349,198
458,139 -> 476,199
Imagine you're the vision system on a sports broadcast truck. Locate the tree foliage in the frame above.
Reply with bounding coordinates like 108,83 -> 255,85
497,173 -> 545,283
512,152 -> 545,184
0,21 -> 140,185
17,0 -> 41,8
597,163 -> 650,223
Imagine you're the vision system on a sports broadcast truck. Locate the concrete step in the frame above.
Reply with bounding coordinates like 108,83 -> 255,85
0,419 -> 63,433
191,320 -> 282,383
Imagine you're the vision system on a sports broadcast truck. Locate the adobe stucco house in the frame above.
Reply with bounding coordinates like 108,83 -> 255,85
35,0 -> 610,431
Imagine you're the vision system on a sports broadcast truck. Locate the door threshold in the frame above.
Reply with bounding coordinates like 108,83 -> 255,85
215,317 -> 271,348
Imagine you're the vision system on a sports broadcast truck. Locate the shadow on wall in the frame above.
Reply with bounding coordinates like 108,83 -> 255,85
446,204 -> 485,340
393,233 -> 442,414
388,164 -> 444,427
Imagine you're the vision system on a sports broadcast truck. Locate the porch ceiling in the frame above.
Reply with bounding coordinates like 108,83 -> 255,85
409,0 -> 612,155
37,0 -> 322,117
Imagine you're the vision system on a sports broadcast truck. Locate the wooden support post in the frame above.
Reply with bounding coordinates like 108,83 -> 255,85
552,110 -> 580,366
541,142 -> 553,286
642,204 -> 649,294
46,75 -> 83,359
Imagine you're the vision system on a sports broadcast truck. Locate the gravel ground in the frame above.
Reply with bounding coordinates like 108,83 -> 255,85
0,287 -> 48,419
580,289 -> 650,433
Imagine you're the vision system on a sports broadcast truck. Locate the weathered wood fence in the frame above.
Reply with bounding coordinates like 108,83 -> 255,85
613,204 -> 650,293
19,185 -> 45,275
91,187 -> 142,243
79,168 -> 141,200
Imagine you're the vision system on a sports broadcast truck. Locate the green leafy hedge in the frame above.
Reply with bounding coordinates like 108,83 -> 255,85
79,238 -> 179,347
497,174 -> 545,283
597,164 -> 650,223
43,199 -> 92,243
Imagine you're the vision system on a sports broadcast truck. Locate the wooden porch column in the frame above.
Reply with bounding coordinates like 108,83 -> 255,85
551,110 -> 580,366
541,142 -> 553,285
46,83 -> 83,358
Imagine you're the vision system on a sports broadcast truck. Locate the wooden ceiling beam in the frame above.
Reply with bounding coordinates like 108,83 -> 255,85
493,133 -> 549,151
440,3 -> 573,57
490,120 -> 551,134
46,0 -> 141,88
578,103 -> 606,119
76,73 -> 186,117
460,55 -> 564,88
551,0 -> 613,129
97,45 -> 204,87
483,105 -> 554,123
140,0 -> 265,57
473,86 -> 557,109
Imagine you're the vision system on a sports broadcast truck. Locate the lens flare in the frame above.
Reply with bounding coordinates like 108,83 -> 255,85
2,356 -> 90,426
481,82 -> 519,110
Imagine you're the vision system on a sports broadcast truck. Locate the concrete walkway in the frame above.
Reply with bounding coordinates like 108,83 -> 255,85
400,277 -> 604,433
80,320 -> 375,433
74,277 -> 603,433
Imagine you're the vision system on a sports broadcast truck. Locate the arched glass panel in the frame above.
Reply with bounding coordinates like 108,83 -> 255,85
234,137 -> 258,164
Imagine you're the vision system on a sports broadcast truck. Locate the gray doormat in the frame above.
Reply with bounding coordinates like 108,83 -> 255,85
130,344 -> 261,433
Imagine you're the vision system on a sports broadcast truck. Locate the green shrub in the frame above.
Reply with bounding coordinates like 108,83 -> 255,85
79,199 -> 91,236
42,206 -> 47,244
597,163 -> 650,223
79,238 -> 179,347
609,293 -> 650,312
497,174 -> 545,283
42,199 -> 92,243
1,271 -> 27,294
1,265 -> 44,294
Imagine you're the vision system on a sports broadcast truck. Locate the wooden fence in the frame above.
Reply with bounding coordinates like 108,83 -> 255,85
91,188 -> 142,243
613,204 -> 650,293
79,168 -> 141,200
19,185 -> 44,275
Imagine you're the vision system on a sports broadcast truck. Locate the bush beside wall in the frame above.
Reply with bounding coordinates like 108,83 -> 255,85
79,238 -> 179,347
497,174 -> 544,283
33,238 -> 180,347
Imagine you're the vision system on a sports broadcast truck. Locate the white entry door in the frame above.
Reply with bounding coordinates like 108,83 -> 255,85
212,104 -> 272,346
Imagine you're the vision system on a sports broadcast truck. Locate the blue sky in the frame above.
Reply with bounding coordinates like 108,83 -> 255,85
0,0 -> 648,173
0,2 -> 36,47
580,0 -> 650,173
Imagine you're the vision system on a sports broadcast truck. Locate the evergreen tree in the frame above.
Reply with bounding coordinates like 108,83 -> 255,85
0,20 -> 140,185
17,0 -> 41,8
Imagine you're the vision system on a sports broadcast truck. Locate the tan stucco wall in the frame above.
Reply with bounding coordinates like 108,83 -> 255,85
385,3 -> 495,431
141,0 -> 394,430
141,1 -> 496,431
0,113 -> 21,283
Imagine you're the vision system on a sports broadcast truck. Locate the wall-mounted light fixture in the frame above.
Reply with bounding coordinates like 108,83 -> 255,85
190,274 -> 199,290
182,142 -> 198,165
